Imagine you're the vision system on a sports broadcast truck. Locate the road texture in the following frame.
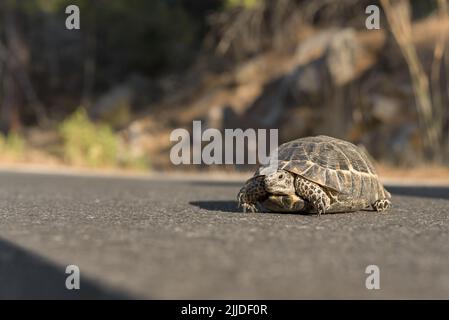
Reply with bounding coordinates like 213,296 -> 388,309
0,170 -> 448,299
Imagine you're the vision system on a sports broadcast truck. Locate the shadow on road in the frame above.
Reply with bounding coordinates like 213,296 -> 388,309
0,237 -> 134,299
387,185 -> 449,200
189,200 -> 242,213
190,185 -> 449,214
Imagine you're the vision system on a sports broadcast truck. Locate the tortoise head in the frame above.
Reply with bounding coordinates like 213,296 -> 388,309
264,169 -> 296,195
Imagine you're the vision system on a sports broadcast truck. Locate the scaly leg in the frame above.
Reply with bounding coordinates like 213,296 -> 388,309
237,176 -> 268,213
372,199 -> 391,212
294,177 -> 331,215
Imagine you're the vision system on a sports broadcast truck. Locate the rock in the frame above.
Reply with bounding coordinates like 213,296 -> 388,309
370,95 -> 402,124
238,75 -> 287,129
206,104 -> 239,130
287,59 -> 329,106
294,29 -> 337,65
233,56 -> 267,85
240,28 -> 366,131
294,28 -> 367,87
325,28 -> 364,86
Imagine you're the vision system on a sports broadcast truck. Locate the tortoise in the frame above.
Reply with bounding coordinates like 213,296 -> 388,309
237,135 -> 391,215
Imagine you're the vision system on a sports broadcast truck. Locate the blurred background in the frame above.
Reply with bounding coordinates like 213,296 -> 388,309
0,0 -> 448,176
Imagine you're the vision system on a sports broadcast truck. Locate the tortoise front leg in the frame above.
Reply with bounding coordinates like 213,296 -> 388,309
237,176 -> 268,213
372,199 -> 391,212
294,177 -> 331,215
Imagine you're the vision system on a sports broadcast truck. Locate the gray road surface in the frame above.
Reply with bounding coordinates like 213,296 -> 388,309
0,171 -> 448,299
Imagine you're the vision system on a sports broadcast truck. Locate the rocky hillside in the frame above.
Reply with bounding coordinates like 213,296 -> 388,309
120,14 -> 449,170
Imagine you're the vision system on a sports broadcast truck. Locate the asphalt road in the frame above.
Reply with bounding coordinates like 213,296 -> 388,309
0,171 -> 448,299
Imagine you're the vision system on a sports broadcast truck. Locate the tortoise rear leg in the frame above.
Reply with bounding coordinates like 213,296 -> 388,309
294,177 -> 331,215
237,176 -> 268,213
372,199 -> 391,212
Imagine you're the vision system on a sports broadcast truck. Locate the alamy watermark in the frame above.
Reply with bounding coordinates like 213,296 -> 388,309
65,5 -> 80,30
170,121 -> 279,166
365,5 -> 380,30
63,4 -> 381,34
65,264 -> 80,290
365,264 -> 380,290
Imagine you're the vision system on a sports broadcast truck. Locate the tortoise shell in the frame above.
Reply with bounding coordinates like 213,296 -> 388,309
257,135 -> 390,203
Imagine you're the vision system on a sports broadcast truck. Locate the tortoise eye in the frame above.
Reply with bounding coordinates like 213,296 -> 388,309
278,174 -> 284,180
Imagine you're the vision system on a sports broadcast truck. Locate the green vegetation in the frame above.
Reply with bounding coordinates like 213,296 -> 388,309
118,150 -> 150,171
0,133 -> 26,160
226,0 -> 261,9
59,108 -> 149,170
59,108 -> 118,167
